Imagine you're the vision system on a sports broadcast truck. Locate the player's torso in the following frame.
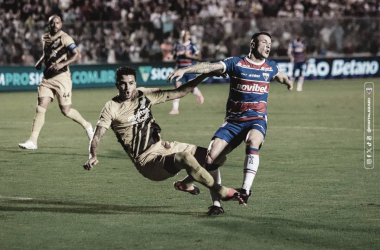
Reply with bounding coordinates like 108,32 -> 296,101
110,94 -> 161,159
226,57 -> 277,120
175,41 -> 196,68
291,41 -> 305,63
43,31 -> 71,78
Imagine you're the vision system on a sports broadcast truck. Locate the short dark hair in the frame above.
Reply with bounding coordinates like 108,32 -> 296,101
116,67 -> 136,83
251,32 -> 272,44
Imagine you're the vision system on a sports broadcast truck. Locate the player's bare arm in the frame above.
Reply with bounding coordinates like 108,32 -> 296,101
166,62 -> 224,83
164,73 -> 211,101
137,87 -> 162,93
48,47 -> 81,72
35,41 -> 45,70
274,72 -> 293,91
84,126 -> 107,170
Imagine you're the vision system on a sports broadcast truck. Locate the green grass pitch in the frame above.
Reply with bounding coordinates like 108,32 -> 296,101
0,78 -> 379,250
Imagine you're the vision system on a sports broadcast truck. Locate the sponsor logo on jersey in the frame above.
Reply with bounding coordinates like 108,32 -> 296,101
249,74 -> 260,78
127,107 -> 150,123
52,39 -> 60,48
260,66 -> 273,71
366,88 -> 373,94
236,83 -> 267,93
262,72 -> 269,81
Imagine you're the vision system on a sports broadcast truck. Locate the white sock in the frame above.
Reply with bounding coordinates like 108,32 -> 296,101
297,76 -> 304,89
290,76 -> 295,83
191,87 -> 201,96
242,148 -> 259,191
172,99 -> 179,110
209,168 -> 221,207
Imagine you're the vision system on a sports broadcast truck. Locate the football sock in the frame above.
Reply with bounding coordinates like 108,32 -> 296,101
191,87 -> 201,96
297,76 -> 304,90
65,108 -> 90,129
242,147 -> 259,191
172,99 -> 179,111
209,168 -> 222,207
29,105 -> 46,144
174,153 -> 229,198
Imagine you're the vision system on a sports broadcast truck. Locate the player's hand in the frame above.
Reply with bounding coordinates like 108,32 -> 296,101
161,141 -> 171,149
167,69 -> 185,83
83,157 -> 99,171
48,62 -> 64,72
185,51 -> 192,58
287,80 -> 293,91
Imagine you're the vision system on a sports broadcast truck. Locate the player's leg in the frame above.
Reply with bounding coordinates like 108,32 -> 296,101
170,81 -> 182,114
59,104 -> 93,140
297,63 -> 305,91
19,96 -> 52,150
240,126 -> 265,204
173,151 -> 241,201
175,146 -> 227,190
290,63 -> 296,85
206,138 -> 234,215
189,73 -> 204,104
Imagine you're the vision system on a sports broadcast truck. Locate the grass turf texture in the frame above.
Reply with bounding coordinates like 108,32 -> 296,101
0,78 -> 379,250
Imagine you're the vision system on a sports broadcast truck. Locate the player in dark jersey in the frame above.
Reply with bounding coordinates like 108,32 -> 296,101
19,15 -> 93,150
170,30 -> 204,114
288,37 -> 308,91
167,32 -> 293,215
83,67 -> 245,209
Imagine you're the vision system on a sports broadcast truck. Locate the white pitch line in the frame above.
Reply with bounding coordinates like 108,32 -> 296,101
270,126 -> 368,132
0,196 -> 33,200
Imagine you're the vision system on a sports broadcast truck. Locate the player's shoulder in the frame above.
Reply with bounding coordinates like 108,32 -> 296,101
264,58 -> 278,66
222,56 -> 244,63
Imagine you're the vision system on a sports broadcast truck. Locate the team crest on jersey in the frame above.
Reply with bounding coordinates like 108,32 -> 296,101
262,72 -> 270,81
366,88 -> 372,94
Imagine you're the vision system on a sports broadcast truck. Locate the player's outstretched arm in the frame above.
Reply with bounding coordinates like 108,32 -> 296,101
83,126 -> 107,171
166,62 -> 224,83
137,87 -> 162,93
274,72 -> 293,91
164,73 -> 211,101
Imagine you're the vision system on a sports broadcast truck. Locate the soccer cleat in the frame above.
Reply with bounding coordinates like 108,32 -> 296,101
237,188 -> 252,205
220,188 -> 246,206
197,94 -> 204,104
173,181 -> 200,195
169,109 -> 179,115
206,205 -> 225,216
86,124 -> 94,140
19,140 -> 38,150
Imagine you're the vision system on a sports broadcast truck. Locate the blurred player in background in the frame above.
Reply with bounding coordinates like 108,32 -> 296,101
19,15 -> 93,150
170,29 -> 204,114
288,37 -> 308,91
167,32 -> 292,215
84,67 -> 244,208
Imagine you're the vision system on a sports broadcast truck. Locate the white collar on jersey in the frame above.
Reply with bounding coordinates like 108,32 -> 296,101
246,54 -> 265,65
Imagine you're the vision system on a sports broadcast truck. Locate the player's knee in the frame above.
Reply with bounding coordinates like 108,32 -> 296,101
174,152 -> 194,168
215,155 -> 227,167
36,105 -> 46,114
60,107 -> 71,116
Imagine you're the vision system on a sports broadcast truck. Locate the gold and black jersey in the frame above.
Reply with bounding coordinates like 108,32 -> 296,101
42,31 -> 76,79
97,90 -> 167,160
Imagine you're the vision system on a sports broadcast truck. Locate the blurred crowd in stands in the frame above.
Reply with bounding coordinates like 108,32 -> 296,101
0,0 -> 379,65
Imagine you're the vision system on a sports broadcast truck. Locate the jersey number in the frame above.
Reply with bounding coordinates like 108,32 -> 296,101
63,93 -> 70,98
